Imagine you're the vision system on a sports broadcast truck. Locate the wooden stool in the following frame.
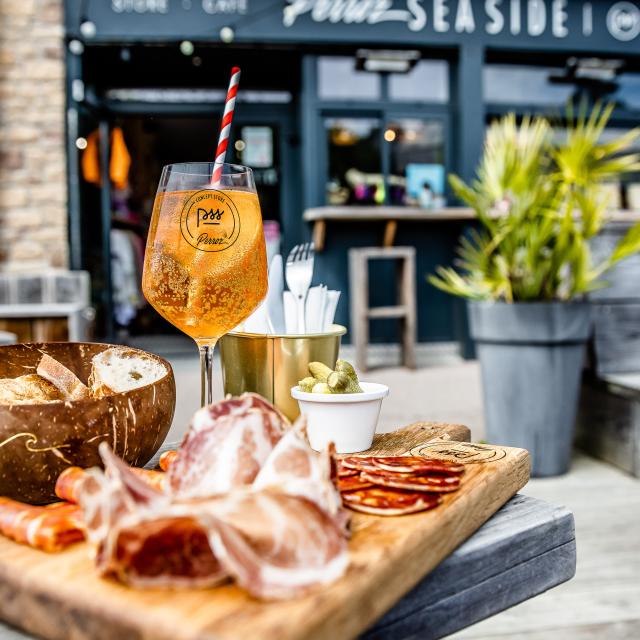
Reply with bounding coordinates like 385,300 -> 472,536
349,247 -> 417,371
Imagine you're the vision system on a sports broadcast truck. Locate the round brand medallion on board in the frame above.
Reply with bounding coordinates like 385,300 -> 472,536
180,189 -> 241,252
409,441 -> 507,464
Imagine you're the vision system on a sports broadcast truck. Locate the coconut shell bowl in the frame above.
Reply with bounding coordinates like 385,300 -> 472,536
0,343 -> 176,504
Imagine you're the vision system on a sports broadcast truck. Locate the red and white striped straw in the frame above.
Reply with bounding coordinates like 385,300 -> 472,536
211,66 -> 241,186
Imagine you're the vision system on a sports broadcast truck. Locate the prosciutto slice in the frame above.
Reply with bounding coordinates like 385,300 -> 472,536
79,443 -> 226,588
168,393 -> 288,499
76,406 -> 349,599
200,491 -> 348,600
252,421 -> 346,528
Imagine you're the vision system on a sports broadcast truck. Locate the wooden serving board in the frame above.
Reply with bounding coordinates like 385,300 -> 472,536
0,422 -> 530,640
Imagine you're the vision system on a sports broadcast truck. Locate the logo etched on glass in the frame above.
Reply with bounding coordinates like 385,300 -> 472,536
180,190 -> 241,252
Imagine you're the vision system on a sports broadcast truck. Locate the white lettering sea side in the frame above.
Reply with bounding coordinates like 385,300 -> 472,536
281,0 -> 639,41
485,0 -> 504,34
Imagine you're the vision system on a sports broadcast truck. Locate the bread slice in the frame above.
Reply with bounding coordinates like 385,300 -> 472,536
0,374 -> 65,405
37,353 -> 90,401
89,347 -> 167,398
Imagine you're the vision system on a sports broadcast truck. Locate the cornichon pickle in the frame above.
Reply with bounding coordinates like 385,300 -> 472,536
327,371 -> 362,394
298,376 -> 317,393
308,361 -> 333,382
335,359 -> 358,381
311,382 -> 332,394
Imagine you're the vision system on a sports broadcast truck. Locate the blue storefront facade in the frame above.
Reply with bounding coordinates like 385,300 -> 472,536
63,0 -> 640,343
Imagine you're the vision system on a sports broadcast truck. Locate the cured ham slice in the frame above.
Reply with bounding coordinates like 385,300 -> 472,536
252,422 -> 346,527
79,443 -> 168,549
361,471 -> 461,493
168,393 -> 288,499
0,498 -> 84,552
78,415 -> 349,597
78,444 -> 226,588
342,487 -> 441,516
101,516 -> 226,589
200,491 -> 348,600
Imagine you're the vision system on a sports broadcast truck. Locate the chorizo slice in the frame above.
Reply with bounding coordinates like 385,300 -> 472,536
336,461 -> 359,478
342,487 -> 441,516
371,456 -> 465,475
361,471 -> 461,493
158,450 -> 177,471
340,456 -> 380,473
336,474 -> 374,492
0,498 -> 85,552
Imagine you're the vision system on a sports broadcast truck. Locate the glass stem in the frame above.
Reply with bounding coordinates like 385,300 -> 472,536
198,342 -> 217,407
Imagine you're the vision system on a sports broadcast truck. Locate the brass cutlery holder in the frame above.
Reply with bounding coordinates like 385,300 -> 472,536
219,325 -> 346,421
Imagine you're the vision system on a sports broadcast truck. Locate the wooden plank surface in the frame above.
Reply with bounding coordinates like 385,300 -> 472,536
0,494 -> 574,640
366,494 -> 576,640
0,423 -> 529,640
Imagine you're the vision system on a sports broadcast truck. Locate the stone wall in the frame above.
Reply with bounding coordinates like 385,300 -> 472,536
0,0 -> 67,271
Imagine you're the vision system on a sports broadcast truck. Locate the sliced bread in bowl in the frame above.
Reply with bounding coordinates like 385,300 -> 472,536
37,353 -> 90,401
0,374 -> 65,404
89,347 -> 168,398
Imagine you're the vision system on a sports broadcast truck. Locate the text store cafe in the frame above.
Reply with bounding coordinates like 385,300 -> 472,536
65,0 -> 640,344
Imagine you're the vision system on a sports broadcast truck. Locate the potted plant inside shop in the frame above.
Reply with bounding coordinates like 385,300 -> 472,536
430,104 -> 640,476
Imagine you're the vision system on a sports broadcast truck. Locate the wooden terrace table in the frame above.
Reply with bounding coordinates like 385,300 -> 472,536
0,439 -> 576,640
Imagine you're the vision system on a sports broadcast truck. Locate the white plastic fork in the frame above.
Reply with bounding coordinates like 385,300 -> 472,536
285,242 -> 314,334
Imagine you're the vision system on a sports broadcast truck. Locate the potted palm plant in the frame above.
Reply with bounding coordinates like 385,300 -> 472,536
430,104 -> 640,476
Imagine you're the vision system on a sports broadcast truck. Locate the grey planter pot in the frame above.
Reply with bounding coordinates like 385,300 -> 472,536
468,301 -> 592,477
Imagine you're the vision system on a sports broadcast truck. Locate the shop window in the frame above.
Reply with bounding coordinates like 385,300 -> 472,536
386,119 -> 446,206
614,72 -> 640,110
484,64 -> 574,106
388,61 -> 449,103
325,118 -> 382,205
318,57 -> 381,101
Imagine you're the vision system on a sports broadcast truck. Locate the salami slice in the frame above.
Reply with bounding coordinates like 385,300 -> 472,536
361,471 -> 461,493
340,456 -> 380,473
371,456 -> 465,475
336,461 -> 358,478
342,487 -> 441,516
336,475 -> 374,492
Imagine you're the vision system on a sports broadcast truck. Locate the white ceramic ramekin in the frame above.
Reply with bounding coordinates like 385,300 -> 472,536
291,382 -> 389,453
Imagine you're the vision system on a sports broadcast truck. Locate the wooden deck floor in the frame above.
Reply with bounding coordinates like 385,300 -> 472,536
451,452 -> 640,639
165,350 -> 640,640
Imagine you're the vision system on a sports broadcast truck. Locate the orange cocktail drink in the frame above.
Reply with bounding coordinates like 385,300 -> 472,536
142,162 -> 268,405
143,188 -> 267,343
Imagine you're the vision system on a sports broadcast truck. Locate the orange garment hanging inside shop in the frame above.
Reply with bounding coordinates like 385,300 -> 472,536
81,127 -> 131,190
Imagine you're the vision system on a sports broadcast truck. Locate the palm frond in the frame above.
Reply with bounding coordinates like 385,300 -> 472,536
429,103 -> 640,301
